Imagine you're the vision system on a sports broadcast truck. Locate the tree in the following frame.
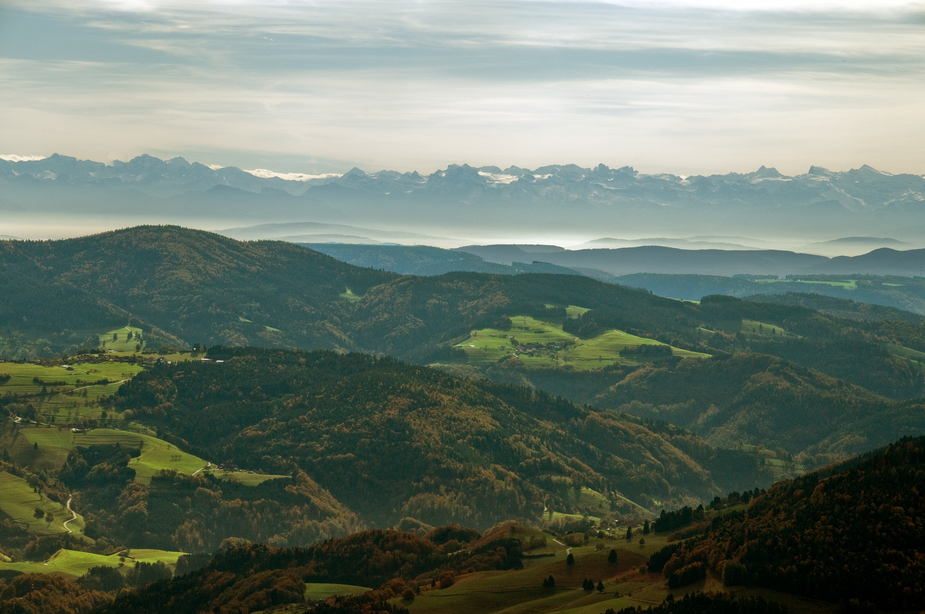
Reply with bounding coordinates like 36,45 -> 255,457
566,553 -> 575,566
608,548 -> 617,564
625,526 -> 633,541
643,520 -> 650,535
34,442 -> 38,450
597,580 -> 605,593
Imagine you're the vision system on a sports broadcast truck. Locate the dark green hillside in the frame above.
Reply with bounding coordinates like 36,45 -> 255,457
1,226 -> 395,351
3,226 -> 923,398
649,436 -> 925,610
4,225 -> 925,474
589,353 -> 915,459
114,348 -> 730,527
747,290 -> 925,323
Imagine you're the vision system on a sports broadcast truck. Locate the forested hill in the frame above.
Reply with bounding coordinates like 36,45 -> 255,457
0,225 -> 395,351
4,226 -> 925,471
113,347 -> 738,528
650,436 -> 925,611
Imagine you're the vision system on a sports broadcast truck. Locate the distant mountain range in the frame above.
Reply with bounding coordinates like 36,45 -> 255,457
4,154 -> 925,248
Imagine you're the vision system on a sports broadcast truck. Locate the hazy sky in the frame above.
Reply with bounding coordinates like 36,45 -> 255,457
1,0 -> 924,175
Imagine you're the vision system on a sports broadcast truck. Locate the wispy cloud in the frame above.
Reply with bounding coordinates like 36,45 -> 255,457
1,1 -> 923,175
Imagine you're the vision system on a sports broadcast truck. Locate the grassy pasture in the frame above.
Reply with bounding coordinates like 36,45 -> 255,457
458,314 -> 708,370
0,471 -> 84,536
73,429 -> 207,484
98,326 -> 146,352
341,288 -> 360,302
405,541 -> 651,614
756,278 -> 857,290
0,548 -> 187,580
887,343 -> 925,367
8,426 -> 208,484
405,531 -> 834,614
740,319 -> 788,337
202,469 -> 288,486
0,361 -> 141,397
304,583 -> 371,600
0,360 -> 143,427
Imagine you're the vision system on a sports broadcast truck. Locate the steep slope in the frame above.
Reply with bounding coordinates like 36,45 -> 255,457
650,436 -> 925,610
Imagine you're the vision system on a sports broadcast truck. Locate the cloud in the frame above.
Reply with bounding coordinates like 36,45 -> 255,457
1,1 -> 923,175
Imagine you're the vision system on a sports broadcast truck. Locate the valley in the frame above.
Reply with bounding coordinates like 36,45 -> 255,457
0,226 -> 923,613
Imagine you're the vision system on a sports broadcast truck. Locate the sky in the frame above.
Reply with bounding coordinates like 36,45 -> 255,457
1,0 -> 924,176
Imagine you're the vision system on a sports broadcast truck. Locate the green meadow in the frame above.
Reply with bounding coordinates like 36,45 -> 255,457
0,471 -> 85,537
4,423 -> 288,486
9,427 -> 208,484
0,361 -> 142,397
458,312 -> 708,369
0,548 -> 187,580
0,360 -> 143,427
304,583 -> 371,600
201,468 -> 288,486
98,326 -> 146,352
400,531 -> 835,614
402,539 -> 654,614
341,288 -> 360,302
76,429 -> 207,484
740,319 -> 789,337
755,278 -> 858,290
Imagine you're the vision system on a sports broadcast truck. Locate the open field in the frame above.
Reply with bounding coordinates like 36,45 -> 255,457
457,313 -> 708,370
341,288 -> 360,302
304,583 -> 371,600
0,471 -> 85,536
0,548 -> 187,580
5,426 -> 208,483
4,422 -> 284,486
403,541 -> 652,614
0,361 -> 142,397
400,533 -> 836,614
0,359 -> 143,426
201,469 -> 288,486
98,326 -> 146,352
75,429 -> 207,484
740,319 -> 789,337
886,343 -> 925,371
756,278 -> 858,290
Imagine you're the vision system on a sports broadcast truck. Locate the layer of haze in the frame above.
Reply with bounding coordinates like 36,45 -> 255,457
1,0 -> 924,176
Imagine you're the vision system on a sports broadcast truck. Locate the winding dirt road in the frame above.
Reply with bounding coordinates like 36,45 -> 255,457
62,496 -> 77,534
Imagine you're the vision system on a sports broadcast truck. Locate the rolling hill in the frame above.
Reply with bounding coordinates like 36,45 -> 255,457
3,226 -> 925,477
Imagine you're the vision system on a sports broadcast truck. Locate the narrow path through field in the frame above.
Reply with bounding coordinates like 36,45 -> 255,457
553,538 -> 571,555
62,496 -> 77,534
70,379 -> 129,392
